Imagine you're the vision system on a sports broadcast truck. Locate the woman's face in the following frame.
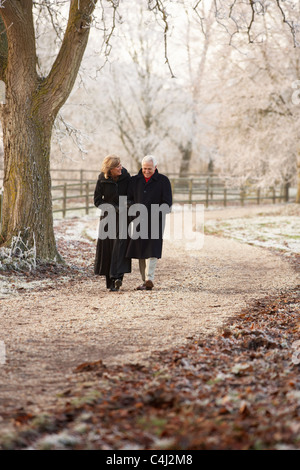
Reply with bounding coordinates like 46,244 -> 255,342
110,163 -> 122,177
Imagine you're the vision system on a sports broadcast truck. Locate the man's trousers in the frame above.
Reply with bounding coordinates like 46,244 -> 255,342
139,258 -> 157,282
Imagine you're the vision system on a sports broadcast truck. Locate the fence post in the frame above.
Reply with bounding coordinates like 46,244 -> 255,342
224,187 -> 227,207
257,188 -> 261,205
63,183 -> 67,218
272,187 -> 276,203
209,176 -> 213,200
80,169 -> 84,196
205,178 -> 209,208
171,179 -> 175,197
240,187 -> 245,206
189,179 -> 193,204
283,182 -> 289,202
85,182 -> 90,215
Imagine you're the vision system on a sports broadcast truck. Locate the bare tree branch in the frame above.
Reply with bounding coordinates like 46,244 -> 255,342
37,0 -> 98,118
148,0 -> 175,78
247,0 -> 255,43
276,0 -> 298,47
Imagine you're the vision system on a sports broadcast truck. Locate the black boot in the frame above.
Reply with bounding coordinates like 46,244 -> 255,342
106,276 -> 113,290
109,279 -> 119,291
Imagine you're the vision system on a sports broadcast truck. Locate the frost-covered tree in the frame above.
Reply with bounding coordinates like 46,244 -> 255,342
168,3 -> 216,176
0,1 -> 101,260
224,46 -> 297,188
198,0 -> 300,195
1,0 -> 299,264
88,1 -> 218,175
102,11 -> 174,171
0,0 -> 173,261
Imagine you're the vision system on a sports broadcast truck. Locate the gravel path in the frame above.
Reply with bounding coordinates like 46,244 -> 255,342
0,204 -> 299,424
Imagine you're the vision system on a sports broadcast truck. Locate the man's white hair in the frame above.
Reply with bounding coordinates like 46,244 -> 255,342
142,155 -> 157,167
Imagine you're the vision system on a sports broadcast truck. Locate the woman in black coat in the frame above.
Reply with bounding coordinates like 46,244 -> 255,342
94,155 -> 131,291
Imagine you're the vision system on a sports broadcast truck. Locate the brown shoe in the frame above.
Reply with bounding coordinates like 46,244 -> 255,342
145,280 -> 154,290
136,283 -> 146,290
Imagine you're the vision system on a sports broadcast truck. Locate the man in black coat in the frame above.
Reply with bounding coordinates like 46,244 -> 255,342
126,155 -> 172,290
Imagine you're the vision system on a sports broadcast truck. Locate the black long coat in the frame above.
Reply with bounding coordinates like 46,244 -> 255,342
126,169 -> 172,259
94,168 -> 131,279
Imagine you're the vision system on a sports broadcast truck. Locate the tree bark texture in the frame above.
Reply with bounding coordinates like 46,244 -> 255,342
0,0 -> 97,260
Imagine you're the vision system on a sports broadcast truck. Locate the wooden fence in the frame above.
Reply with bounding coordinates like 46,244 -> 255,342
0,170 -> 293,221
50,176 -> 291,218
52,181 -> 95,217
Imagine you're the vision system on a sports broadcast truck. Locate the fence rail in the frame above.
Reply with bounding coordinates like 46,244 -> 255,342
169,177 -> 290,206
52,182 -> 94,217
0,167 -> 219,184
0,172 -> 294,222
50,177 -> 292,218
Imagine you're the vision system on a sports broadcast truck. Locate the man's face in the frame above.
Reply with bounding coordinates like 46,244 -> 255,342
142,161 -> 156,178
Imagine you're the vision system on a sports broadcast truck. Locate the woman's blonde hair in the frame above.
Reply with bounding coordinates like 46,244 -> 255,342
101,154 -> 121,179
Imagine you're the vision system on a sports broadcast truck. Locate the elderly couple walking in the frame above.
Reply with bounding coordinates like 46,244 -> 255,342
93,154 -> 173,291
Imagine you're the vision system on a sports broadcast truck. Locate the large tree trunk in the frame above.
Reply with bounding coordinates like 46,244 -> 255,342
0,0 -> 97,261
1,102 -> 58,259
